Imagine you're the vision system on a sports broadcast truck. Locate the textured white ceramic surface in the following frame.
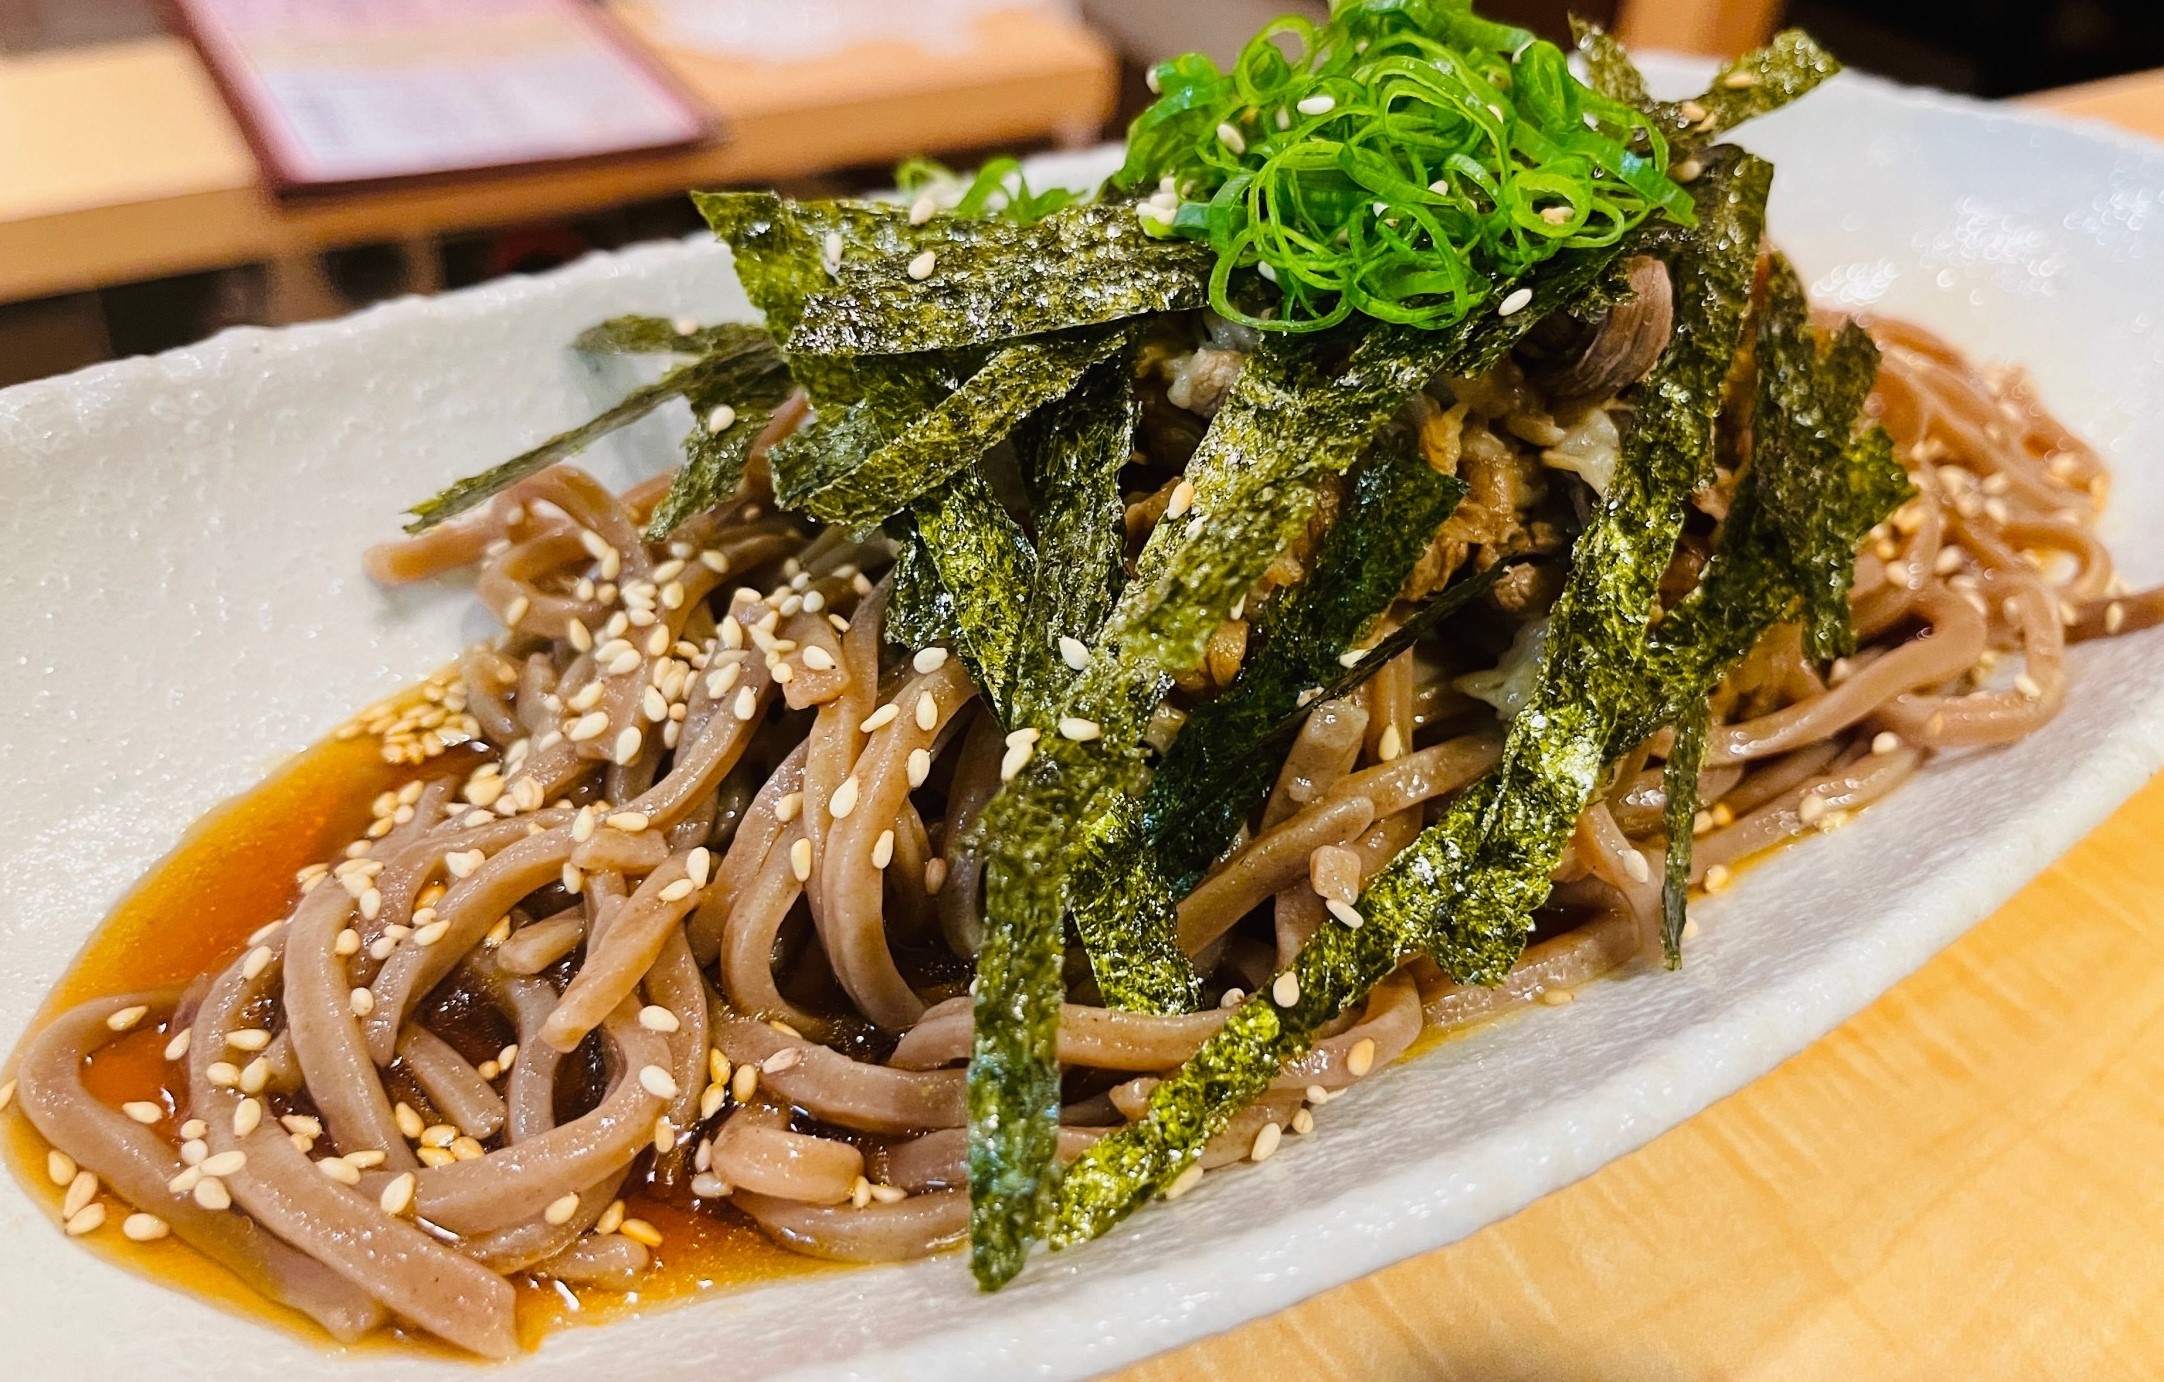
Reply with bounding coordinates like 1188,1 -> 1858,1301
2,63 -> 2163,1382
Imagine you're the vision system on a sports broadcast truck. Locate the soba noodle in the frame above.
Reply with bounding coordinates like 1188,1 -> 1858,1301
7,309 -> 2153,1357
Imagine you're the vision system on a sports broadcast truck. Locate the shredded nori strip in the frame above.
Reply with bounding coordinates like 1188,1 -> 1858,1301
405,326 -> 787,533
572,314 -> 721,355
1006,353 -> 1138,725
787,203 -> 1214,356
777,329 -> 1125,531
911,467 -> 1038,713
1573,23 -> 1842,155
1658,695 -> 1709,967
1067,435 -> 1472,1010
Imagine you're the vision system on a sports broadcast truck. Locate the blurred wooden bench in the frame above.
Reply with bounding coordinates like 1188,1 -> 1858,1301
0,5 -> 1116,314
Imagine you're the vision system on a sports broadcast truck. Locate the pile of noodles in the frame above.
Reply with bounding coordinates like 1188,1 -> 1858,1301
12,305 -> 2159,1357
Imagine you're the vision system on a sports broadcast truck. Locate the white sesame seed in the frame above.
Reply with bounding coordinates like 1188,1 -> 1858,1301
908,192 -> 938,226
830,775 -> 860,819
906,249 -> 937,281
106,1005 -> 148,1033
543,1192 -> 581,1226
1622,847 -> 1651,884
907,747 -> 932,788
1006,727 -> 1040,747
379,1172 -> 416,1216
1271,971 -> 1300,1007
446,848 -> 486,878
1058,636 -> 1093,670
861,704 -> 900,733
178,1138 -> 206,1166
790,837 -> 814,882
1215,121 -> 1246,154
734,686 -> 760,722
205,1062 -> 240,1089
1704,864 -> 1734,893
1165,478 -> 1195,519
1164,1162 -> 1205,1199
762,1048 -> 803,1075
1376,725 -> 1403,762
241,1058 -> 269,1095
2015,672 -> 2043,700
315,1156 -> 361,1186
659,878 -> 696,903
1058,717 -> 1102,742
122,1212 -> 169,1242
638,1065 -> 679,1100
803,645 -> 836,672
200,1150 -> 247,1178
161,1027 -> 192,1062
1325,899 -> 1365,929
503,595 -> 530,627
1798,793 -> 1828,825
1250,1121 -> 1283,1162
1872,731 -> 1902,755
606,810 -> 651,833
686,846 -> 712,888
1296,93 -> 1335,115
413,919 -> 451,947
63,1169 -> 99,1218
64,1203 -> 106,1237
232,1098 -> 263,1137
614,726 -> 645,765
1346,1037 -> 1376,1076
1000,740 -> 1035,781
192,1176 -> 232,1210
567,711 -> 610,743
2107,602 -> 2127,633
638,1005 -> 681,1034
924,856 -> 948,895
776,792 -> 803,824
344,1148 -> 387,1170
916,691 -> 939,731
119,1099 -> 163,1125
562,863 -> 584,895
912,647 -> 950,674
1498,286 -> 1534,317
871,830 -> 896,869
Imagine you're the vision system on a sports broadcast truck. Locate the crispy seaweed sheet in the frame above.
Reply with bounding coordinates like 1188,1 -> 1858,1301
1573,22 -> 1842,155
911,467 -> 1038,713
1007,353 -> 1139,725
778,329 -> 1125,531
405,324 -> 789,533
1659,696 -> 1710,966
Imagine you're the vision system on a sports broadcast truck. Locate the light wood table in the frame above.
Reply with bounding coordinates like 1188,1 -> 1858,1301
0,7 -> 1115,308
1110,81 -> 2164,1382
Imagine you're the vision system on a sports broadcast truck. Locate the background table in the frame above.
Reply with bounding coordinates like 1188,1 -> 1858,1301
1109,80 -> 2164,1381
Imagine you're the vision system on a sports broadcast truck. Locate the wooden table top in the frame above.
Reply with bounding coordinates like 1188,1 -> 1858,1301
1109,79 -> 2164,1382
0,7 -> 1115,305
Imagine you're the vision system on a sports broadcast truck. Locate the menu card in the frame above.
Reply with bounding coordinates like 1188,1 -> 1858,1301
170,0 -> 714,192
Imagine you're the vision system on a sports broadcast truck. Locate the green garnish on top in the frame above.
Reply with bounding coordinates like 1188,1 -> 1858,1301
1115,0 -> 1695,334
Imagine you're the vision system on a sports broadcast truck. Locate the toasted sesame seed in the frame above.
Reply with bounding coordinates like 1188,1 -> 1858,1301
1498,286 -> 1534,317
1164,1162 -> 1206,1199
871,830 -> 896,870
544,1192 -> 580,1226
734,686 -> 759,722
240,1058 -> 269,1094
614,726 -> 645,765
232,1098 -> 263,1137
1376,725 -> 1403,761
916,691 -> 939,731
122,1212 -> 169,1242
639,1065 -> 680,1100
924,856 -> 948,895
120,1098 -> 164,1125
226,1027 -> 270,1052
1538,986 -> 1576,1006
905,249 -> 938,281
595,1199 -> 628,1236
2107,602 -> 2127,633
659,878 -> 696,903
1271,971 -> 1301,1007
861,704 -> 899,733
63,1168 -> 99,1218
2015,672 -> 2043,700
619,1217 -> 664,1248
761,1048 -> 803,1075
415,1146 -> 454,1168
205,1062 -> 241,1089
1250,1121 -> 1283,1162
999,740 -> 1035,781
1058,716 -> 1102,742
830,775 -> 860,819
1296,93 -> 1335,115
106,1005 -> 148,1033
376,1171 -> 415,1216
1798,793 -> 1828,825
446,848 -> 486,877
193,1176 -> 232,1210
1346,1037 -> 1377,1076
1325,899 -> 1365,929
1622,848 -> 1651,884
1704,864 -> 1734,892
1161,480 -> 1203,529
64,1202 -> 107,1236
906,747 -> 932,788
